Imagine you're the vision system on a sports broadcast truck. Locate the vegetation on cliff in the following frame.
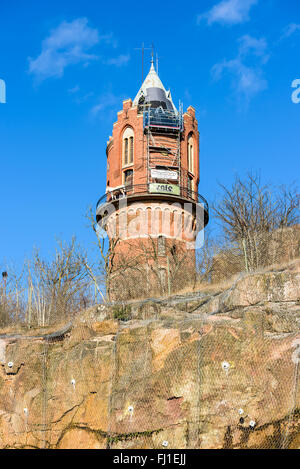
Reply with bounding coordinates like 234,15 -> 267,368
0,173 -> 298,327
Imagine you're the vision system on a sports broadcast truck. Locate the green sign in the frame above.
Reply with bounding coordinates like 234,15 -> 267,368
149,183 -> 180,196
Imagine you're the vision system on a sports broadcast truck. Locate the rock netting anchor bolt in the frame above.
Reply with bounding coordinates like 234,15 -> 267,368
249,420 -> 256,429
24,407 -> 29,432
71,378 -> 76,390
162,441 -> 168,447
7,361 -> 13,368
221,361 -> 230,375
128,405 -> 134,421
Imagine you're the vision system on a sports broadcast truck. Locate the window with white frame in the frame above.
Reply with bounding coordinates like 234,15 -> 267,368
123,127 -> 134,166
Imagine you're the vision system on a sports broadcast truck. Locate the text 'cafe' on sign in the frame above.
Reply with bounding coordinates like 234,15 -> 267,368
149,183 -> 180,196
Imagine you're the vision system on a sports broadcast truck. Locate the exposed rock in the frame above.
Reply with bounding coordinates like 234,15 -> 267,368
68,325 -> 96,345
0,261 -> 299,449
57,427 -> 106,449
91,320 -> 119,335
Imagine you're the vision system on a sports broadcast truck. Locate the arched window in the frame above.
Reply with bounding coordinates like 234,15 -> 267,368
188,135 -> 194,173
123,127 -> 134,166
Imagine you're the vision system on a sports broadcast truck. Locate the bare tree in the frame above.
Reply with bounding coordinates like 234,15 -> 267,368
0,270 -> 11,326
26,238 -> 90,326
213,173 -> 299,272
115,236 -> 197,299
85,206 -> 124,301
195,231 -> 220,284
0,266 -> 27,327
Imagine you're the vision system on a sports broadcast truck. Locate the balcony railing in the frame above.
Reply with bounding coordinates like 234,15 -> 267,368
143,108 -> 183,131
96,183 -> 209,215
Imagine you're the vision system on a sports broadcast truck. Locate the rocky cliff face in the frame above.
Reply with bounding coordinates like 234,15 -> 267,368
0,261 -> 299,449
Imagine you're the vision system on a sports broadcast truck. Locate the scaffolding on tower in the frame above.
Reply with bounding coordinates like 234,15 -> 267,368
143,103 -> 183,188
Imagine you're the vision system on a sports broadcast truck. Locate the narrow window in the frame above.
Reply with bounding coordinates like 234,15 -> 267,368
188,175 -> 193,194
159,268 -> 166,289
158,235 -> 166,256
188,135 -> 194,173
170,244 -> 176,258
129,136 -> 134,163
123,127 -> 134,167
124,169 -> 133,187
124,138 -> 128,165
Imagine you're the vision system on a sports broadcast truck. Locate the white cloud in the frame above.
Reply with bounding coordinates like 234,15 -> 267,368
28,19 -> 128,82
238,34 -> 267,57
212,34 -> 268,104
213,59 -> 267,101
28,18 -> 99,81
90,92 -> 121,117
75,92 -> 94,104
281,23 -> 300,39
68,85 -> 80,94
106,54 -> 130,67
99,33 -> 118,48
198,0 -> 258,26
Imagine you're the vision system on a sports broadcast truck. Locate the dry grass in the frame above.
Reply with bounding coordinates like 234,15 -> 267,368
0,320 -> 69,336
177,256 -> 300,297
177,276 -> 239,296
246,256 -> 300,275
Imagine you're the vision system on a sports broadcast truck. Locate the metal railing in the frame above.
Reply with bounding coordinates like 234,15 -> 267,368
96,183 -> 209,214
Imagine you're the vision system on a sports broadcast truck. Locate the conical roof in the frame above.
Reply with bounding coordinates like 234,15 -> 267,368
133,61 -> 177,113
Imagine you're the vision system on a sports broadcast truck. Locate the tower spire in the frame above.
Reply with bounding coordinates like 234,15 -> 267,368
133,55 -> 177,113
134,42 -> 151,85
151,43 -> 154,68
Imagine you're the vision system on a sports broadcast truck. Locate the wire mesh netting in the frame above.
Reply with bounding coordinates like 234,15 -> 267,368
0,281 -> 299,449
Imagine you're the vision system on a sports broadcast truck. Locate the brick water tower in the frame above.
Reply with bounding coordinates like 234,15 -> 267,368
96,59 -> 209,299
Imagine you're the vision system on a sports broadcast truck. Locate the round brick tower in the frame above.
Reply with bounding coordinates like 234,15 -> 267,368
96,60 -> 209,299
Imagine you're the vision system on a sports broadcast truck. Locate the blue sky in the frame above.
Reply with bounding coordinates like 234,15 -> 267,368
0,0 -> 299,265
